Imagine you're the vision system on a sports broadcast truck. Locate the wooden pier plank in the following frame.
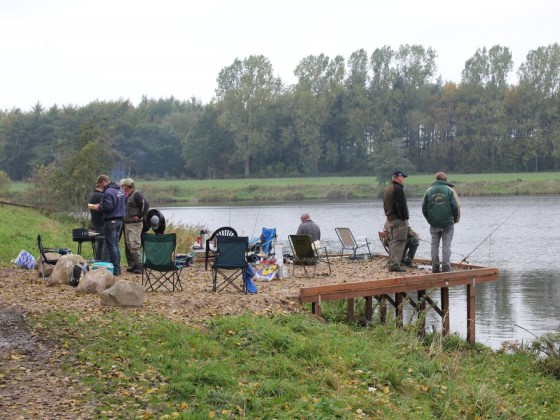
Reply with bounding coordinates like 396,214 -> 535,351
299,265 -> 499,345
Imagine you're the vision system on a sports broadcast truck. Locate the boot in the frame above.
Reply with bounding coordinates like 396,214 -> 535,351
131,264 -> 143,274
401,257 -> 415,267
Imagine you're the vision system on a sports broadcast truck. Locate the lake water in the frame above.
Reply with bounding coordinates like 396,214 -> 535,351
160,196 -> 560,349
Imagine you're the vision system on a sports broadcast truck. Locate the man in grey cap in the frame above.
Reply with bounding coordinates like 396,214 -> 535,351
383,170 -> 410,272
121,178 -> 149,274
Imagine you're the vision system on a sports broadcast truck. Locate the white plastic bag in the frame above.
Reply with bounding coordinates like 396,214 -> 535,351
12,250 -> 37,269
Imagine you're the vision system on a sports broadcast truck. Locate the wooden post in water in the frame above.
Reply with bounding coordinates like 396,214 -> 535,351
347,298 -> 355,322
466,280 -> 476,344
365,296 -> 373,321
441,287 -> 450,335
395,293 -> 404,327
417,290 -> 427,336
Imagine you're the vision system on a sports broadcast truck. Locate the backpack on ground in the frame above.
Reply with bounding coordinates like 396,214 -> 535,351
70,261 -> 89,287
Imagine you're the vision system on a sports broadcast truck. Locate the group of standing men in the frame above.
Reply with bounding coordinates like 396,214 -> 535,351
383,170 -> 460,273
88,175 -> 149,276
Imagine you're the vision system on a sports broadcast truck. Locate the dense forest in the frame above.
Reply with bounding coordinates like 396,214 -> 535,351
1,43 -> 559,183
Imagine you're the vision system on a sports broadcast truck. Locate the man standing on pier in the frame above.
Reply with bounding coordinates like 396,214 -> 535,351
383,170 -> 410,272
422,171 -> 460,273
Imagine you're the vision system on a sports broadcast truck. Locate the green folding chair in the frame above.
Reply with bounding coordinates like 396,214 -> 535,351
142,233 -> 186,292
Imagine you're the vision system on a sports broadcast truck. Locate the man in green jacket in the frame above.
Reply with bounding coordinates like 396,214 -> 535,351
422,172 -> 460,273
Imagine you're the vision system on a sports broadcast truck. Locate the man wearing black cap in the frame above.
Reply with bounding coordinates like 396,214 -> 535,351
383,170 -> 410,272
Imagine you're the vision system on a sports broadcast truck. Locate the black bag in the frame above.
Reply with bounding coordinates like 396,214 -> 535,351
70,262 -> 89,287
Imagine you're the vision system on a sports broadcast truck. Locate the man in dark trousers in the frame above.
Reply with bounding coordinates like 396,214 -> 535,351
93,174 -> 125,276
88,182 -> 107,261
383,170 -> 410,272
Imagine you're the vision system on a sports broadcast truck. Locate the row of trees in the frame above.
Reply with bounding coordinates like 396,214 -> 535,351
1,43 -> 559,188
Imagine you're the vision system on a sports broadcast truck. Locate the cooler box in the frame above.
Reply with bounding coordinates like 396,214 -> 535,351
92,261 -> 114,275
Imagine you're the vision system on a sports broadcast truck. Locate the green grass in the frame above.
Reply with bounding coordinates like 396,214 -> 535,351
34,311 -> 560,418
107,171 -> 560,202
0,204 -> 199,265
8,172 -> 560,205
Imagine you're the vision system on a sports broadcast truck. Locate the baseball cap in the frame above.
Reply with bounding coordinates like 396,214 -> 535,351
150,215 -> 160,229
392,170 -> 408,178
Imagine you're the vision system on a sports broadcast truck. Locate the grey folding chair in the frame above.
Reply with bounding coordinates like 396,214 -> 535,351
335,227 -> 372,261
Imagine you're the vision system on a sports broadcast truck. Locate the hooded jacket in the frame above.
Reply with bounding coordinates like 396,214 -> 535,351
422,180 -> 459,228
99,182 -> 125,220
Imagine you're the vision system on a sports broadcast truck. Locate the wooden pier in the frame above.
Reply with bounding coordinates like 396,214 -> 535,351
299,262 -> 499,344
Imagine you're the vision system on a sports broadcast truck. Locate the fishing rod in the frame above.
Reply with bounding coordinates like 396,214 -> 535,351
459,206 -> 519,264
417,236 -> 472,263
251,205 -> 262,238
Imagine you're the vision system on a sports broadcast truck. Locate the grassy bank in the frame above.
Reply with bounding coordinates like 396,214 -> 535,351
0,204 -> 200,264
1,205 -> 559,417
127,172 -> 560,204
34,311 -> 559,418
8,172 -> 560,205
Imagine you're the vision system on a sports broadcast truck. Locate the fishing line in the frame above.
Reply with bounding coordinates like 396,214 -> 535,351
514,323 -> 538,338
251,206 -> 262,238
459,206 -> 519,264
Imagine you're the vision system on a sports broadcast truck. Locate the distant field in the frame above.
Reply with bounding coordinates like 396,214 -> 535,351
9,172 -> 560,204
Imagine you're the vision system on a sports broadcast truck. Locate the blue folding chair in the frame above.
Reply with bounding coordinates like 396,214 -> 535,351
259,227 -> 277,256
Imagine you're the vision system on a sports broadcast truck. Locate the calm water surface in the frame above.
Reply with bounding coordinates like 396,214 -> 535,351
161,196 -> 560,349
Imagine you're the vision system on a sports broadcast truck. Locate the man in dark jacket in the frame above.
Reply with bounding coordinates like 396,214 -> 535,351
93,174 -> 126,276
88,182 -> 107,261
296,213 -> 321,243
122,178 -> 149,274
422,172 -> 460,273
383,170 -> 410,272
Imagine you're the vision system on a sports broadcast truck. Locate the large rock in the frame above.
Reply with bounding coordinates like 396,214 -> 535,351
76,268 -> 116,294
46,254 -> 86,286
36,252 -> 62,277
100,280 -> 145,307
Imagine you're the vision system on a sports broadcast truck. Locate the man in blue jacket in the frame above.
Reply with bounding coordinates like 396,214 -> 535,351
93,174 -> 126,276
422,172 -> 460,273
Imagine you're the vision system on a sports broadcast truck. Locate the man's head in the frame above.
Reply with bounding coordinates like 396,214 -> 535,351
300,213 -> 311,223
121,178 -> 135,193
435,172 -> 447,181
96,174 -> 110,188
392,170 -> 407,183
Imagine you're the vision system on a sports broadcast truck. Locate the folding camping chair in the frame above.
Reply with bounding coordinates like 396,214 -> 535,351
249,227 -> 277,258
258,227 -> 277,257
205,226 -> 238,270
37,234 -> 71,279
142,233 -> 185,292
288,234 -> 331,277
335,227 -> 372,261
212,236 -> 249,293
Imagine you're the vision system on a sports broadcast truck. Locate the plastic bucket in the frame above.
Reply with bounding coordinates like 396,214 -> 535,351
92,261 -> 114,275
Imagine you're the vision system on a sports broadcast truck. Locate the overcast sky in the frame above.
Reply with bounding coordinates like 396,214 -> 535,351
1,0 -> 558,111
